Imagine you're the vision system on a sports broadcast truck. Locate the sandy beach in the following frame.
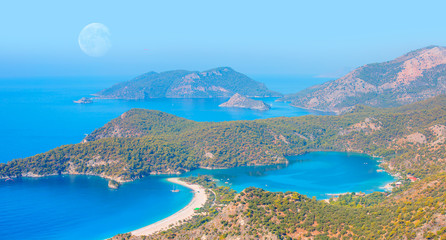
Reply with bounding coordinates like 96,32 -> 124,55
131,178 -> 208,236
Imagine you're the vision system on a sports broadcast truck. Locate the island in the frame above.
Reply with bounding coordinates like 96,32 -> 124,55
73,97 -> 93,104
219,93 -> 271,111
94,67 -> 282,99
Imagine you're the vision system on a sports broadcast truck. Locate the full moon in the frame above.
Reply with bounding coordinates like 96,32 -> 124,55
78,23 -> 111,57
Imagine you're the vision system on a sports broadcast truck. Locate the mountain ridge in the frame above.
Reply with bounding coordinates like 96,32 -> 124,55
279,45 -> 446,113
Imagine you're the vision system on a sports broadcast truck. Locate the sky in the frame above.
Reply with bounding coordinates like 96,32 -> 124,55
1,0 -> 446,78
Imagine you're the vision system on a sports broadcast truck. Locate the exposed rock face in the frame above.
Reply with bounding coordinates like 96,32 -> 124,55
95,67 -> 282,99
219,93 -> 271,111
73,97 -> 93,104
279,46 -> 446,113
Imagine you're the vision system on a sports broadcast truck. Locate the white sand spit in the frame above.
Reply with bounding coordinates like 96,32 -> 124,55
131,178 -> 207,236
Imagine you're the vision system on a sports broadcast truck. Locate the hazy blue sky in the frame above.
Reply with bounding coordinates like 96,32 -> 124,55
1,0 -> 445,78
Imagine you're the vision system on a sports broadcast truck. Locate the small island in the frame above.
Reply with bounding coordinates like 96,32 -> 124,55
108,180 -> 120,189
73,97 -> 93,104
219,93 -> 271,111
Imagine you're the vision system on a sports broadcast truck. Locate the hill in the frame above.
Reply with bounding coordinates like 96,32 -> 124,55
279,46 -> 446,113
95,67 -> 282,99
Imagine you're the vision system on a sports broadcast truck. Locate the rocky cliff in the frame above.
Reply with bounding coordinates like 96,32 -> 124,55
279,46 -> 446,113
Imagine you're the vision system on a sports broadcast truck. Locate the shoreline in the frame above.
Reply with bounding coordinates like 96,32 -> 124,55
130,178 -> 207,236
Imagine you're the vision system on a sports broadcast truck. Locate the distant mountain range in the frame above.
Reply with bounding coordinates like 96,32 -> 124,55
95,67 -> 282,99
279,45 -> 446,113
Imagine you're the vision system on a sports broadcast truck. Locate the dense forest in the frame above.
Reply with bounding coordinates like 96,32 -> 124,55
3,96 -> 446,182
96,67 -> 282,99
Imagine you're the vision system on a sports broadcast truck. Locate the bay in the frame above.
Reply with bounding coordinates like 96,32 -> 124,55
0,76 -> 396,240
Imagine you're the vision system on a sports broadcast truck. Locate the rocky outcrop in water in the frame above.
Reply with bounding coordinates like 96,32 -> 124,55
219,93 -> 271,111
73,97 -> 93,104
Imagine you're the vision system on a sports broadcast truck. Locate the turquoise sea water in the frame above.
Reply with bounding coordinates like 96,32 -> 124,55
186,151 -> 395,199
0,175 -> 193,240
0,152 -> 394,240
0,76 -> 395,240
0,76 -> 324,163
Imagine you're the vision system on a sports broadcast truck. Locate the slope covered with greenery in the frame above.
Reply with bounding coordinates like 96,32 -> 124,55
95,67 -> 283,99
113,173 -> 446,240
3,96 -> 446,182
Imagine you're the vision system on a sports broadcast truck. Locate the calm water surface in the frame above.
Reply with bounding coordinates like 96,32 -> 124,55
187,151 -> 395,199
0,175 -> 193,240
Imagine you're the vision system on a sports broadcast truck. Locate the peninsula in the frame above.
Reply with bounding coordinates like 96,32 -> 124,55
219,93 -> 271,111
3,95 -> 446,185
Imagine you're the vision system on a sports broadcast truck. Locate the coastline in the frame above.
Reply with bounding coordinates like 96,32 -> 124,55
131,178 -> 207,236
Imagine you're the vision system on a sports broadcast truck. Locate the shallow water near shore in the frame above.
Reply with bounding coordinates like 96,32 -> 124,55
0,175 -> 193,240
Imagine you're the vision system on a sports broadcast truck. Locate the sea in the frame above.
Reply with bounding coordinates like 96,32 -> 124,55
0,76 -> 395,240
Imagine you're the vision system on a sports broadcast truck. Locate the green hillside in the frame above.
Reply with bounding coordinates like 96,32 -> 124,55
3,95 -> 446,183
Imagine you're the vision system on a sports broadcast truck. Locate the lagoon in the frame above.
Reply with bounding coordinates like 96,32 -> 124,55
0,152 -> 394,240
186,151 -> 395,199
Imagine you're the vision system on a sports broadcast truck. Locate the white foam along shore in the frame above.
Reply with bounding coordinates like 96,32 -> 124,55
131,178 -> 208,236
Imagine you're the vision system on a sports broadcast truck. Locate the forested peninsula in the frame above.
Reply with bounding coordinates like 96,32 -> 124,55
2,95 -> 446,183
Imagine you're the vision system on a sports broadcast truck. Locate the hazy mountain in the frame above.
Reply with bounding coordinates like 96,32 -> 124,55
279,46 -> 446,113
95,67 -> 282,99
